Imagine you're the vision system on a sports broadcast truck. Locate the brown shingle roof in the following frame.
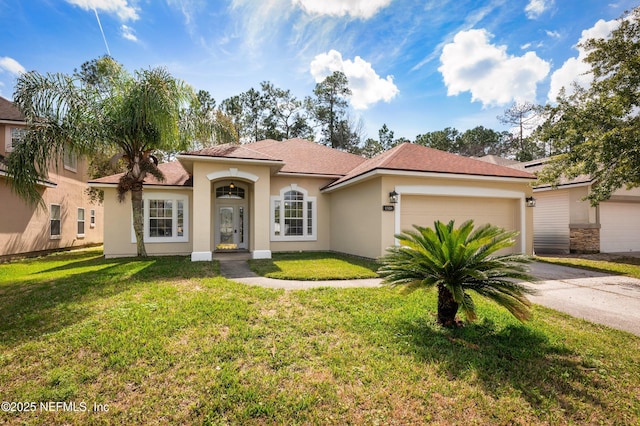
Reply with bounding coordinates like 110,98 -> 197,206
185,143 -> 282,162
510,157 -> 593,187
248,138 -> 366,175
475,154 -> 521,167
184,139 -> 366,176
92,140 -> 535,188
0,96 -> 25,122
89,161 -> 192,187
325,142 -> 535,188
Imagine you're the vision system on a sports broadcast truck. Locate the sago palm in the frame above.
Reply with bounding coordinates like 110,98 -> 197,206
378,220 -> 536,327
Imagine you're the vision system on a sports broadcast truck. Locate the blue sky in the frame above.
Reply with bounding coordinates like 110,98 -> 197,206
0,0 -> 636,141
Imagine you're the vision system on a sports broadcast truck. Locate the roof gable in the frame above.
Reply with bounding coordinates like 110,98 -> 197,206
183,138 -> 366,176
89,161 -> 192,187
326,142 -> 535,188
184,144 -> 281,162
0,96 -> 25,122
248,138 -> 366,175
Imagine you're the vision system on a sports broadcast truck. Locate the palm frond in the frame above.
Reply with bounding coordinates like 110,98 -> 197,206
379,219 -> 536,324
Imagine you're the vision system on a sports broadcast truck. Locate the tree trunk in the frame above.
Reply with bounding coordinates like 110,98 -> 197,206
131,184 -> 147,257
437,284 -> 459,327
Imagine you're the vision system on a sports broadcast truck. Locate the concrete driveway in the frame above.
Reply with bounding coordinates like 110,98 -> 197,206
528,262 -> 640,336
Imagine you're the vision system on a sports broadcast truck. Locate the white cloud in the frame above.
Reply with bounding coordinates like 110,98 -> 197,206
310,50 -> 399,109
292,0 -> 392,19
438,29 -> 550,106
548,18 -> 620,100
525,0 -> 551,19
545,30 -> 561,38
121,24 -> 138,41
0,57 -> 26,75
65,0 -> 139,21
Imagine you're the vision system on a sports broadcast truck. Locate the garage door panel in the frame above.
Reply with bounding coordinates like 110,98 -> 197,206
533,191 -> 570,254
400,196 -> 519,253
600,202 -> 640,252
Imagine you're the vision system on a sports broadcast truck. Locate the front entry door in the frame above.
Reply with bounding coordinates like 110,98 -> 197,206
216,205 -> 247,250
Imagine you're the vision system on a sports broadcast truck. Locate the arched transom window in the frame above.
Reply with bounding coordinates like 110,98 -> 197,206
216,184 -> 245,199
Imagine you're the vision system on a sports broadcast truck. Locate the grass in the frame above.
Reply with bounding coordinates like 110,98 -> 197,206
537,254 -> 640,279
249,251 -> 380,280
0,248 -> 638,425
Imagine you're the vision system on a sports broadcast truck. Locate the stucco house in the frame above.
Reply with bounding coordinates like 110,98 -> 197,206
90,138 -> 536,260
0,96 -> 104,258
517,158 -> 640,254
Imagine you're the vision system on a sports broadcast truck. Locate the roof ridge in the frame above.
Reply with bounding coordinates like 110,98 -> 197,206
373,142 -> 408,168
239,142 -> 282,160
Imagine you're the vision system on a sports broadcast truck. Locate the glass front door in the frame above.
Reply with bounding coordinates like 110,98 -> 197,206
216,205 -> 247,250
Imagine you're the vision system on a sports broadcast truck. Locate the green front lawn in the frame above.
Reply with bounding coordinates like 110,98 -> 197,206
249,251 -> 379,280
537,255 -> 640,279
0,248 -> 638,425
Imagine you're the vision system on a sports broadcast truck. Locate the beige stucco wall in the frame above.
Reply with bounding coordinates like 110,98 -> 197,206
1,159 -> 104,257
101,187 -> 193,257
190,161 -> 273,257
568,185 -> 597,224
329,177 -> 385,259
2,120 -> 104,257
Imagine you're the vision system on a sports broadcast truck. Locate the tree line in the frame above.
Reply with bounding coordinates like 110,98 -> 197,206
201,72 -> 550,161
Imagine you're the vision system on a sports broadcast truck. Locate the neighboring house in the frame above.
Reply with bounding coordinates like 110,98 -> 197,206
90,138 -> 536,260
0,96 -> 103,258
480,155 -> 640,254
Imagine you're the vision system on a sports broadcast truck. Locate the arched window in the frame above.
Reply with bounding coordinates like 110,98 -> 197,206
216,184 -> 245,199
271,185 -> 316,241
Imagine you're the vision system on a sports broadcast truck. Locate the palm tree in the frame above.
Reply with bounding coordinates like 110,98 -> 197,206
7,56 -> 227,257
378,220 -> 536,327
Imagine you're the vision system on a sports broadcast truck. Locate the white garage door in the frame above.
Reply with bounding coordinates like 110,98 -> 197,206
533,190 -> 570,254
600,202 -> 640,252
400,195 -> 519,253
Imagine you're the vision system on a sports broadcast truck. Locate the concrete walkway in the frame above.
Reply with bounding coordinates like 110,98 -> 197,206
218,258 -> 382,290
218,257 -> 640,336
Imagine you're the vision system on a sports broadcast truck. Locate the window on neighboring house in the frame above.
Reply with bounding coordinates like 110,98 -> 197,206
132,193 -> 189,243
50,204 -> 61,239
77,208 -> 85,237
90,209 -> 96,228
63,147 -> 77,172
5,127 -> 26,152
271,185 -> 316,241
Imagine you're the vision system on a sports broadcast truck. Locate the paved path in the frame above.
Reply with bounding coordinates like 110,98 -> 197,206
527,262 -> 640,336
219,259 -> 382,290
219,258 -> 640,336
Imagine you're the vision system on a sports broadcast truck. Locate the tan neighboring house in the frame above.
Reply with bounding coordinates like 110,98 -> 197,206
90,138 -> 536,260
0,96 -> 104,258
517,158 -> 640,254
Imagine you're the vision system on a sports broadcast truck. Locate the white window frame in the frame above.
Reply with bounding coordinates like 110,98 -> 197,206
50,204 -> 61,240
90,209 -> 96,228
131,192 -> 189,243
270,184 -> 317,241
77,208 -> 85,237
5,127 -> 26,153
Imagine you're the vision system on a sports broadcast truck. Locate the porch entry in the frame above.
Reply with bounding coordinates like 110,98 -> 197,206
214,182 -> 248,251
